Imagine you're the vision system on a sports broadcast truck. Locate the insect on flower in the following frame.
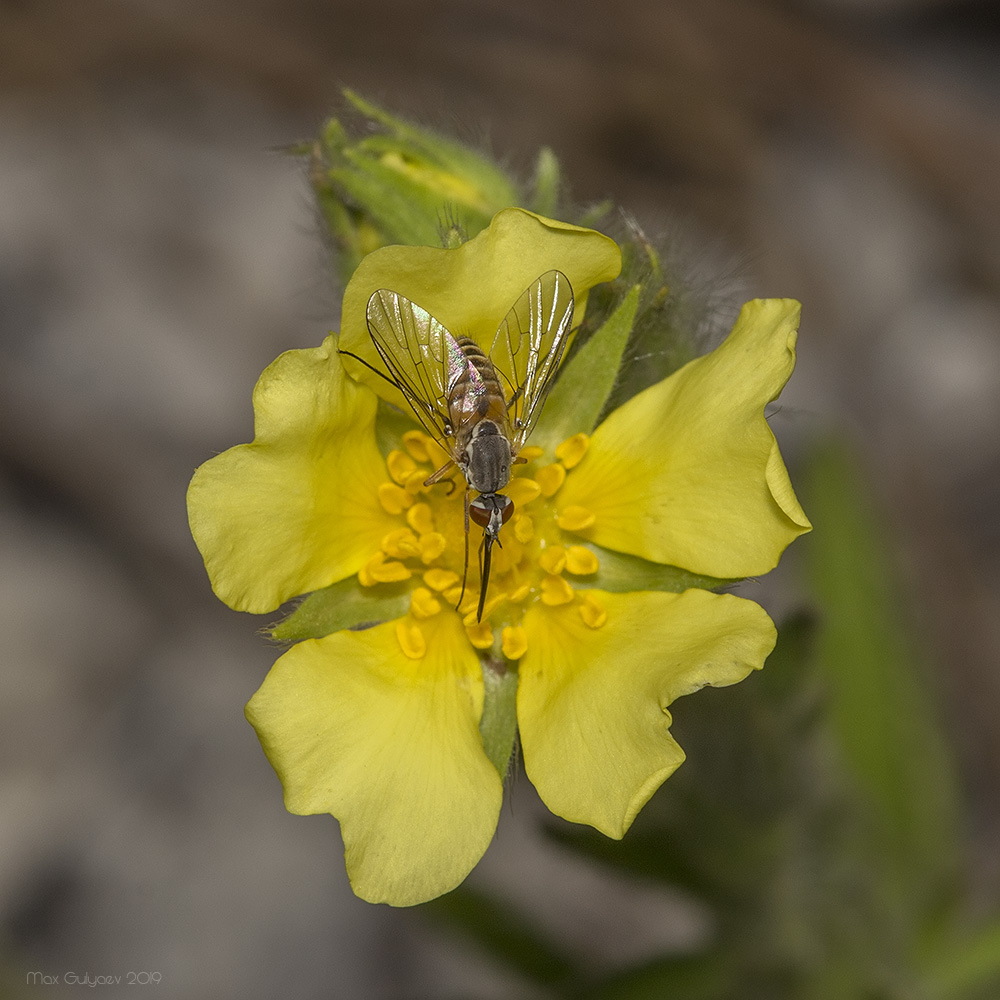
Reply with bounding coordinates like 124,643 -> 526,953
341,270 -> 575,622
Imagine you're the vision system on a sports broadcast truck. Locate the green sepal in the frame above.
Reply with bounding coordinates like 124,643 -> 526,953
571,541 -> 739,594
478,659 -> 519,777
535,284 -> 641,452
269,576 -> 411,641
529,146 -> 561,218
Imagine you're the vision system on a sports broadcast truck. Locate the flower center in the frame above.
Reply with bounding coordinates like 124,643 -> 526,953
362,429 -> 608,659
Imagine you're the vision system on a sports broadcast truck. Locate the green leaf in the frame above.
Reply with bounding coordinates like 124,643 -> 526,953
801,438 -> 961,914
927,917 -> 1000,1000
580,953 -> 732,1000
536,285 -> 641,451
269,576 -> 410,640
421,884 -> 574,987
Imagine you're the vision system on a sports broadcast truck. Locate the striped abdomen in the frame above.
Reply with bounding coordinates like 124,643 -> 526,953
448,337 -> 510,447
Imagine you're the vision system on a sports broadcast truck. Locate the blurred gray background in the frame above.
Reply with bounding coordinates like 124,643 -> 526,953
1,1 -> 998,996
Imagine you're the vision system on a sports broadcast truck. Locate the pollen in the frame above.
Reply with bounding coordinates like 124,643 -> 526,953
401,429 -> 431,463
507,477 -> 541,507
396,619 -> 427,659
406,501 -> 435,536
363,551 -> 413,584
535,462 -> 566,497
557,505 -> 596,532
386,449 -> 418,485
377,482 -> 413,515
501,625 -> 528,660
540,574 -> 575,606
555,432 -> 589,469
538,545 -> 567,575
514,513 -> 534,543
565,545 -> 599,575
409,587 -> 442,619
579,595 -> 607,629
465,620 -> 494,650
381,527 -> 421,560
423,567 -> 459,591
418,531 -> 447,563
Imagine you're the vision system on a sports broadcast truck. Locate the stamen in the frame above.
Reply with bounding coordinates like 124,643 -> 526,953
508,582 -> 532,602
540,574 -> 575,606
557,505 -> 596,532
423,568 -> 459,591
366,553 -> 412,584
463,591 -> 505,625
418,532 -> 447,563
579,596 -> 607,629
535,463 -> 566,497
406,501 -> 435,536
381,527 -> 421,560
501,626 -> 528,660
377,482 -> 413,515
513,513 -> 534,543
555,433 -> 589,469
465,621 -> 494,650
396,620 -> 427,659
404,470 -> 430,495
401,430 -> 431,463
518,445 -> 544,462
565,545 -> 599,575
386,449 -> 418,485
409,587 -> 442,619
507,477 -> 541,507
538,545 -> 567,575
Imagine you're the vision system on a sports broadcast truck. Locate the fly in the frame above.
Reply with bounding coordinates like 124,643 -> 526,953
341,270 -> 575,622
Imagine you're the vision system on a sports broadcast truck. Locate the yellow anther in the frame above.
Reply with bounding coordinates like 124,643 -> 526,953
423,567 -> 459,592
381,527 -> 421,560
557,505 -> 596,532
518,445 -> 544,462
507,477 -> 541,507
465,621 -> 494,650
406,501 -> 435,536
508,582 -> 532,602
377,482 -> 413,515
535,462 -> 567,497
579,596 -> 607,629
404,470 -> 429,495
463,592 -> 506,626
386,449 -> 418,485
540,574 -> 575,606
443,585 -> 465,607
396,620 -> 427,659
514,513 -> 534,543
402,430 -> 431,463
419,531 -> 447,563
565,545 -> 599,575
409,587 -> 442,619
555,432 -> 590,469
369,556 -> 412,584
501,626 -> 528,660
539,545 -> 567,575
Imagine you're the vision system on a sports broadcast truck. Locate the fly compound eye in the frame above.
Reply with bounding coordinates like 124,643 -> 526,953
469,499 -> 492,528
499,497 -> 514,523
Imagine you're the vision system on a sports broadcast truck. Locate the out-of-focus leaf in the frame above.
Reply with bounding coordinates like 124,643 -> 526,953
579,952 -> 731,1000
926,917 -> 1000,1000
800,439 -> 962,914
421,884 -> 574,989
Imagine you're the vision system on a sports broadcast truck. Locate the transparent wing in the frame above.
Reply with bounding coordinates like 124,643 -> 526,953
489,270 -> 575,452
366,289 -> 468,455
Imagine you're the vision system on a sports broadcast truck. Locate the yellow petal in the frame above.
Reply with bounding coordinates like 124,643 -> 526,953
559,299 -> 811,578
338,208 -> 621,411
187,336 -> 398,613
245,615 -> 502,906
518,589 -> 775,838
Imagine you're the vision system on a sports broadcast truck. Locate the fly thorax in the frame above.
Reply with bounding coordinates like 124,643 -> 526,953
465,422 -> 512,494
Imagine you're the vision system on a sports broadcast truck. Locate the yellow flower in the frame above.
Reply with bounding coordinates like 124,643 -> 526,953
187,208 -> 810,906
